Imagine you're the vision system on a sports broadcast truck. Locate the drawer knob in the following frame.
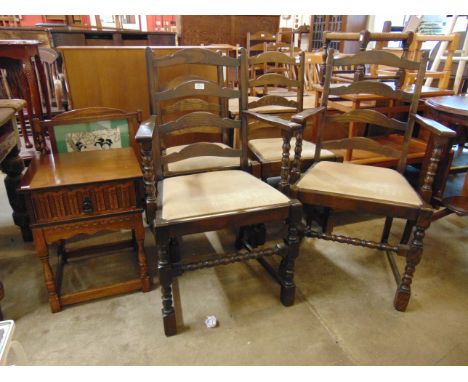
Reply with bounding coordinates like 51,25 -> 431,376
82,196 -> 93,213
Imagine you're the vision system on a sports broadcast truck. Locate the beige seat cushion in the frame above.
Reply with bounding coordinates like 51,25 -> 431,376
165,142 -> 241,174
0,99 -> 26,112
295,161 -> 422,207
0,99 -> 26,126
248,137 -> 336,163
162,169 -> 290,221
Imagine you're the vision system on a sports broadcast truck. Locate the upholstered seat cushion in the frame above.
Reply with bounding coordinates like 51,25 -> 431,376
0,99 -> 26,126
295,161 -> 423,207
161,169 -> 290,221
248,137 -> 336,163
0,99 -> 26,112
165,142 -> 241,174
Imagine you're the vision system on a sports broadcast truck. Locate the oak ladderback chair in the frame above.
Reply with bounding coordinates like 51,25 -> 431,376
245,50 -> 339,187
291,48 -> 450,312
33,107 -> 141,158
136,47 -> 302,336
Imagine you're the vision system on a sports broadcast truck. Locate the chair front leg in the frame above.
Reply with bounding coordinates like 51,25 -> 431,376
290,130 -> 303,184
394,209 -> 432,312
280,200 -> 302,306
279,130 -> 292,194
157,232 -> 177,336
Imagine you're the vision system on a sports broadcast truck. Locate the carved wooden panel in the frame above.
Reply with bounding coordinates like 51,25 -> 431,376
179,16 -> 280,46
31,181 -> 136,224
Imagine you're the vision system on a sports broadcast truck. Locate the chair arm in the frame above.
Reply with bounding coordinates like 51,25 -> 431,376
415,114 -> 457,138
135,115 -> 157,226
291,106 -> 326,124
243,110 -> 302,132
135,115 -> 157,143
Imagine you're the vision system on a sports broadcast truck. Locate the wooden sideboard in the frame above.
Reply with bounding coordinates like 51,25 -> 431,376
58,45 -> 237,121
0,27 -> 176,48
177,16 -> 279,46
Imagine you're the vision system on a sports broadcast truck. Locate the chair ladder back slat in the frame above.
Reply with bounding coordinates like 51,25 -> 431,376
249,73 -> 299,88
328,80 -> 413,102
154,80 -> 239,102
159,112 -> 241,135
162,142 -> 242,165
335,50 -> 421,71
249,51 -> 297,65
327,109 -> 408,132
152,48 -> 240,68
247,95 -> 299,110
322,137 -> 402,158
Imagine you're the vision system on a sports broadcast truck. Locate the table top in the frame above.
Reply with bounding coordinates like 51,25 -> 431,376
425,95 -> 468,117
20,148 -> 142,191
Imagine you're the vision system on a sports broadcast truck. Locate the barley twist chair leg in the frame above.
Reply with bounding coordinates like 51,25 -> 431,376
158,236 -> 177,336
393,224 -> 426,312
280,201 -> 302,306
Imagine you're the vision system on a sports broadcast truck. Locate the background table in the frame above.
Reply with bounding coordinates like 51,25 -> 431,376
19,148 -> 151,312
0,40 -> 51,148
425,95 -> 468,218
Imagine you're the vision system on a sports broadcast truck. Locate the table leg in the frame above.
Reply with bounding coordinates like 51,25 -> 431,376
1,146 -> 32,241
134,215 -> 151,292
32,228 -> 61,313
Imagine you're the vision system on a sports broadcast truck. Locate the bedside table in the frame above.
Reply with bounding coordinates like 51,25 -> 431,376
19,148 -> 151,312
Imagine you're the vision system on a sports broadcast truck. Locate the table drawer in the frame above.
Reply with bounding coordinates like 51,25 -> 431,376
30,181 -> 138,224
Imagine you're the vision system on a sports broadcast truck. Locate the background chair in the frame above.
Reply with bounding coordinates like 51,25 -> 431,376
291,48 -> 451,312
245,49 -> 339,186
137,47 -> 302,336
